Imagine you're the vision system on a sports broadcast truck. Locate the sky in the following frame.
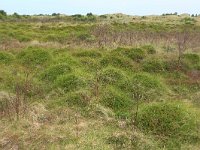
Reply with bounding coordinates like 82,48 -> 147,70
0,0 -> 200,16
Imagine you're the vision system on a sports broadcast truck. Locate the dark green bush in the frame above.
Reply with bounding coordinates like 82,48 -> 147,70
55,74 -> 86,92
40,63 -> 71,82
17,48 -> 52,67
142,59 -> 166,73
137,102 -> 198,141
0,51 -> 14,64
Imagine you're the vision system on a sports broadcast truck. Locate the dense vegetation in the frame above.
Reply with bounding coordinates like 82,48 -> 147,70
0,11 -> 200,149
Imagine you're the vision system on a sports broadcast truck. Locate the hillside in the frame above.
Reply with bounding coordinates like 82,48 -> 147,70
0,13 -> 200,149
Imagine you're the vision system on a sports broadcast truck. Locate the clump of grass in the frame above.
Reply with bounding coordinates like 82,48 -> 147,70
55,74 -> 86,92
123,48 -> 145,62
78,57 -> 99,71
40,63 -> 71,82
142,59 -> 166,73
0,51 -> 15,64
17,47 -> 52,67
184,53 -> 200,63
100,55 -> 133,69
101,86 -> 133,118
99,67 -> 128,85
53,52 -> 78,66
137,102 -> 199,145
183,53 -> 200,69
121,73 -> 166,101
65,90 -> 91,107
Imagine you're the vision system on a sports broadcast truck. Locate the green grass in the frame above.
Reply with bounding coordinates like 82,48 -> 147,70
1,15 -> 200,150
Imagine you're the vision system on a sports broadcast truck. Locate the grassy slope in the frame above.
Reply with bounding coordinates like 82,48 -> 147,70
0,15 -> 200,149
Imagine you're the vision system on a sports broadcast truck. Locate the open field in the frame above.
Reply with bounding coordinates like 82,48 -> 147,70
1,13 -> 200,149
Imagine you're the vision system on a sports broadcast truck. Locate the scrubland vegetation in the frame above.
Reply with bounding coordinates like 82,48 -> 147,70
0,11 -> 200,149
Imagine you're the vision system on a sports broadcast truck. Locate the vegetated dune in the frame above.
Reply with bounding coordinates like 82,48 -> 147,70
0,13 -> 200,149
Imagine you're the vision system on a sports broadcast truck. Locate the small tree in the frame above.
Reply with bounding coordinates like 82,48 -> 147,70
132,83 -> 144,126
175,20 -> 195,70
13,12 -> 20,18
86,12 -> 93,17
176,30 -> 190,69
0,10 -> 7,16
52,13 -> 60,16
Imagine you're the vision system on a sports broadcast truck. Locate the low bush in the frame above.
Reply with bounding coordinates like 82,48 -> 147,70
101,87 -> 133,118
17,48 -> 52,67
79,57 -> 99,71
100,55 -> 133,69
40,63 -> 71,82
53,53 -> 78,66
99,67 -> 127,85
121,73 -> 166,101
164,60 -> 191,72
123,48 -> 145,62
0,51 -> 14,64
142,59 -> 166,73
65,90 -> 91,107
137,102 -> 199,142
183,53 -> 200,65
55,74 -> 86,92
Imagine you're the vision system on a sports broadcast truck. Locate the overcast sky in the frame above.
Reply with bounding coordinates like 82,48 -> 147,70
0,0 -> 200,16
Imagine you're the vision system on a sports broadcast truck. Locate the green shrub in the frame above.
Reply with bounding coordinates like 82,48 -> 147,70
65,90 -> 91,107
123,48 -> 145,62
40,63 -> 71,82
15,35 -> 32,42
142,59 -> 166,73
121,73 -> 166,101
183,53 -> 200,66
164,60 -> 190,72
17,48 -> 52,67
100,55 -> 133,69
142,45 -> 156,54
79,57 -> 99,71
137,102 -> 198,141
0,51 -> 14,64
55,74 -> 86,92
99,67 -> 127,85
101,87 -> 133,118
53,53 -> 78,66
